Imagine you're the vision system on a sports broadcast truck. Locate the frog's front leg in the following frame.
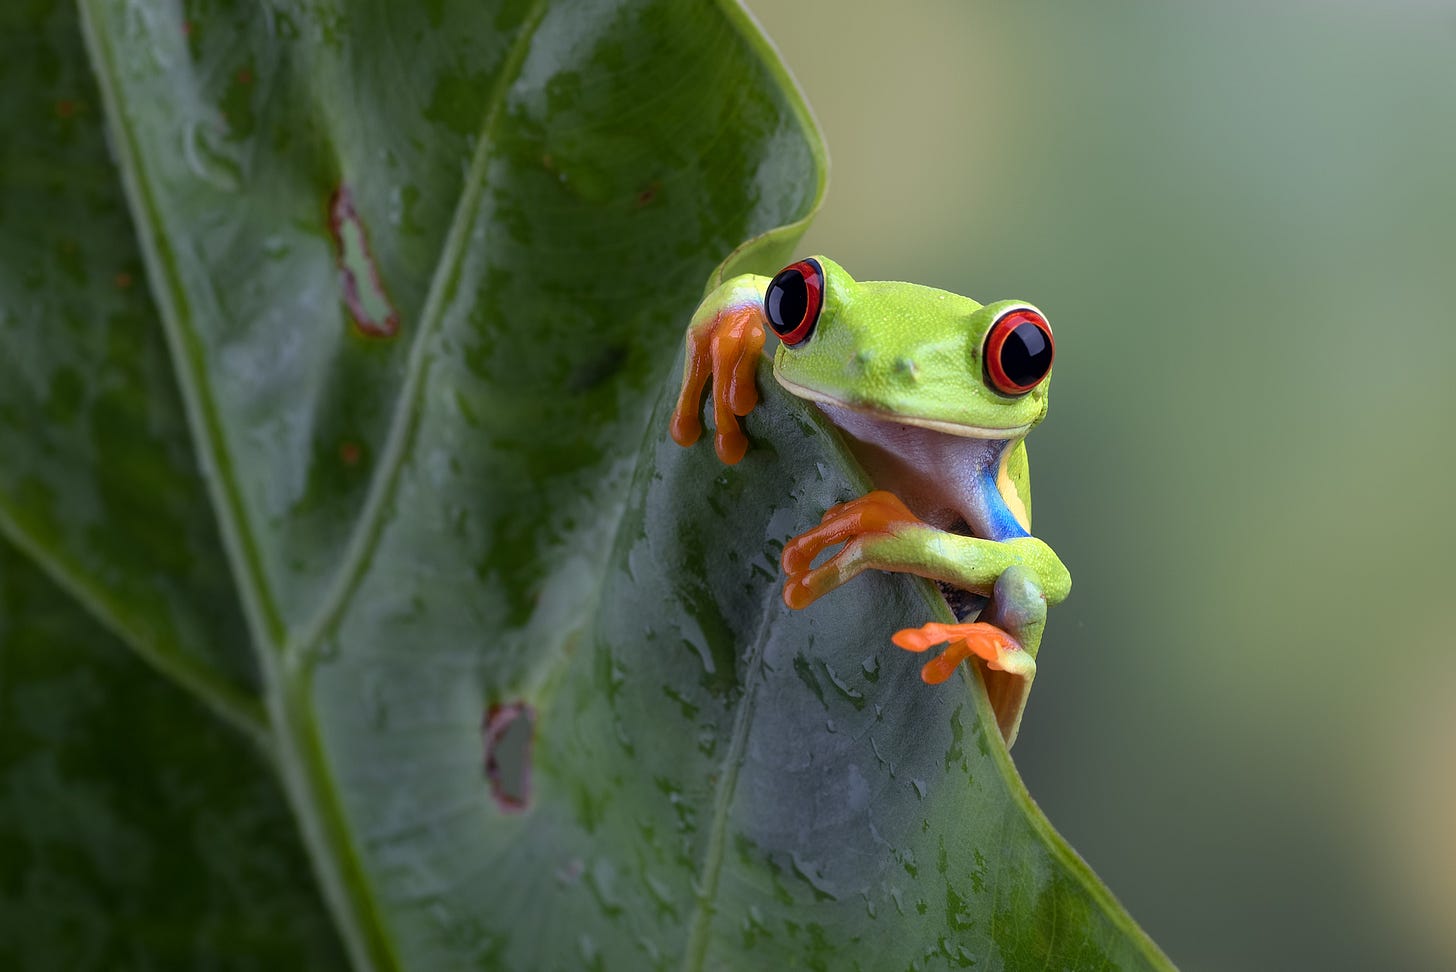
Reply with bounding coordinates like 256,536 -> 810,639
668,277 -> 767,465
781,491 -> 1069,745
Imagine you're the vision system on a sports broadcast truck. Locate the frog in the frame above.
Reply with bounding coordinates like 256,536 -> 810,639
669,256 -> 1070,747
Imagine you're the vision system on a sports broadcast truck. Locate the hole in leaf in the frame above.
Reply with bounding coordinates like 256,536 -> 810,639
483,703 -> 535,812
328,185 -> 400,338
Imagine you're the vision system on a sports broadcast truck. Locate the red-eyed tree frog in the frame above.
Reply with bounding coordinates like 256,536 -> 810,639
670,257 -> 1070,747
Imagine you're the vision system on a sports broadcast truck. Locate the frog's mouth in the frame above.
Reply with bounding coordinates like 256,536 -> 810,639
774,373 -> 1033,440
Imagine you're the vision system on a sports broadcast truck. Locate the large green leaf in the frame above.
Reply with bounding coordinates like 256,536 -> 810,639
0,0 -> 1171,968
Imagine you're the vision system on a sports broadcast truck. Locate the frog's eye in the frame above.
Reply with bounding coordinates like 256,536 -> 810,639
764,258 -> 824,347
984,308 -> 1054,395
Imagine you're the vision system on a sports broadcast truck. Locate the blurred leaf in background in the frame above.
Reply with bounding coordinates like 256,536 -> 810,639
747,1 -> 1456,969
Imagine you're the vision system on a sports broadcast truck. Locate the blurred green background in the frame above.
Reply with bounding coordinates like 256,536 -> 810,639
745,2 -> 1456,969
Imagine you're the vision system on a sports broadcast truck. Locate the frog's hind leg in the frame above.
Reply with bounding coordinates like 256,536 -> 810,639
892,622 -> 1034,745
893,565 -> 1047,746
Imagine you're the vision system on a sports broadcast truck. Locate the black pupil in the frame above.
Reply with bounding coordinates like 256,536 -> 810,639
1000,322 -> 1052,387
765,268 -> 808,335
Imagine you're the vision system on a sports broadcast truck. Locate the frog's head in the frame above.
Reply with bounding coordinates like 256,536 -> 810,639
766,256 -> 1055,438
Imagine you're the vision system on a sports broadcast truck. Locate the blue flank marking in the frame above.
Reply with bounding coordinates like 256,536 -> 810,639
973,445 -> 1029,542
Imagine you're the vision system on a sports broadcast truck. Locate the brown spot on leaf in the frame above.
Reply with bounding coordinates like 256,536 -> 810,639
635,180 -> 662,208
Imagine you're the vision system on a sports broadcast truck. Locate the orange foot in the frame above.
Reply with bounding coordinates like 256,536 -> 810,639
669,303 -> 765,465
780,491 -> 924,609
892,622 -> 1035,745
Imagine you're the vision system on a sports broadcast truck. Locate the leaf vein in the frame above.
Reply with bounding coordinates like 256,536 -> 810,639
289,0 -> 553,665
0,505 -> 269,747
680,583 -> 783,971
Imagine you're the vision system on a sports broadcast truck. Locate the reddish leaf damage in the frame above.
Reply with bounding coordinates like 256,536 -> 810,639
328,185 -> 400,338
483,702 -> 535,813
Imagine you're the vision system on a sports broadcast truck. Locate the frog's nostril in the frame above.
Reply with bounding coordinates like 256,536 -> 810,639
850,348 -> 874,372
893,357 -> 919,381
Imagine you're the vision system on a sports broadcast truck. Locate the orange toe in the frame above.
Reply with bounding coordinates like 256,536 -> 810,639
891,621 -> 1025,685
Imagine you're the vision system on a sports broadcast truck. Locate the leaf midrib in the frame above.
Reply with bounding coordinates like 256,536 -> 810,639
74,1 -> 551,968
73,1 -> 393,964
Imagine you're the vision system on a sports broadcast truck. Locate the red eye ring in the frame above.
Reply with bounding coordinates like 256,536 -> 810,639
764,259 -> 824,347
984,308 -> 1054,395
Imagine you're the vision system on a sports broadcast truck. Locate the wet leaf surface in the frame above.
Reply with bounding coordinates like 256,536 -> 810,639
0,0 -> 261,732
0,0 -> 1169,968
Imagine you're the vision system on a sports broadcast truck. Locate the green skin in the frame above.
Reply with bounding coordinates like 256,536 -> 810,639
681,256 -> 1070,745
